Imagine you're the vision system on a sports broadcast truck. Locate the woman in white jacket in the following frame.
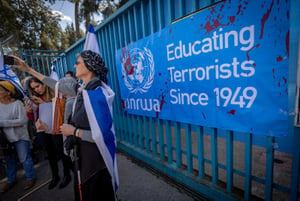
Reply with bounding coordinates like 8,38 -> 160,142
0,80 -> 36,193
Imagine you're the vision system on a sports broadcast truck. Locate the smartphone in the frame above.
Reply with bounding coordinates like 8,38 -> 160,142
3,55 -> 14,65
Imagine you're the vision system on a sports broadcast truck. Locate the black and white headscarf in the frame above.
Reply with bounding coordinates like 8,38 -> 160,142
80,50 -> 108,83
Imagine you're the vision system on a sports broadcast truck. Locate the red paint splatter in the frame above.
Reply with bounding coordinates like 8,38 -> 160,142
120,48 -> 135,75
228,110 -> 236,115
159,72 -> 161,76
236,4 -> 242,15
286,30 -> 289,56
246,44 -> 260,61
121,100 -> 125,108
259,0 -> 274,39
169,28 -> 172,34
202,112 -> 206,120
160,95 -> 166,111
212,19 -> 223,29
253,63 -> 256,67
278,82 -> 280,87
283,76 -> 287,84
276,56 -> 283,62
228,16 -> 235,23
203,21 -> 214,34
220,4 -> 225,12
210,7 -> 217,14
156,94 -> 167,118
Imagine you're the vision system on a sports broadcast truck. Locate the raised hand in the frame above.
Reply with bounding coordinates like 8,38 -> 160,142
10,55 -> 31,73
9,55 -> 45,81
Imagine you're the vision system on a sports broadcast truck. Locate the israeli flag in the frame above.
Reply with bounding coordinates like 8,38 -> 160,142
83,23 -> 101,55
82,83 -> 119,193
0,54 -> 26,96
50,65 -> 59,81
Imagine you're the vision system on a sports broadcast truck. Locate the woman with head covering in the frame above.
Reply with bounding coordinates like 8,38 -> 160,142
0,80 -> 36,193
11,50 -> 118,201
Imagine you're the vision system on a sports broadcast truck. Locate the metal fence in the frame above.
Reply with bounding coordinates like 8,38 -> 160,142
22,0 -> 300,200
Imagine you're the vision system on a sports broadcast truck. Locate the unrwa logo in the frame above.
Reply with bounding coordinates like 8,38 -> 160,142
120,47 -> 154,94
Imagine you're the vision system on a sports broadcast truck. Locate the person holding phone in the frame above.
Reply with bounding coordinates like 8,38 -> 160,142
3,55 -> 14,65
11,51 -> 118,201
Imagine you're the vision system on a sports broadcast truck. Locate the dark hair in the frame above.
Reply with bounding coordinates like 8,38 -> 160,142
65,71 -> 75,78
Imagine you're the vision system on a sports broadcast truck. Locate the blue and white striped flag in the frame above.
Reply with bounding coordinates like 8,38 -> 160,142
0,54 -> 26,96
83,23 -> 101,55
82,83 -> 119,193
50,65 -> 59,81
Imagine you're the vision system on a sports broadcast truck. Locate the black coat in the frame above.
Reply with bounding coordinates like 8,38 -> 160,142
70,78 -> 106,184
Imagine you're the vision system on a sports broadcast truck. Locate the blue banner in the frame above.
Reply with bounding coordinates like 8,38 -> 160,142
115,0 -> 289,136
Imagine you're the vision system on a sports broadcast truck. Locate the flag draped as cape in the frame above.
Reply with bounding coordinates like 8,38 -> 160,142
82,83 -> 119,192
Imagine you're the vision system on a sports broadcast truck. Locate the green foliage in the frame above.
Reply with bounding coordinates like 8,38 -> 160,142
0,0 -> 129,51
0,0 -> 64,50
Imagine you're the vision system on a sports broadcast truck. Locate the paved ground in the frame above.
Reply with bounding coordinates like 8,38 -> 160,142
0,151 -> 199,201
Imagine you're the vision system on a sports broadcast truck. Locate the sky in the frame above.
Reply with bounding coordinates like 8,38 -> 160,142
47,1 -> 103,32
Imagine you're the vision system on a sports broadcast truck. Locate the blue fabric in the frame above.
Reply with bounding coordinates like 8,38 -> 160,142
83,23 -> 101,55
6,140 -> 35,182
82,84 -> 118,192
115,0 -> 289,136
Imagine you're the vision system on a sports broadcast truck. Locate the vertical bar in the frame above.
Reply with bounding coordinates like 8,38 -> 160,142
158,119 -> 165,160
102,26 -> 126,143
122,14 -> 129,44
192,0 -> 200,11
127,10 -> 134,41
138,116 -> 144,149
149,0 -> 155,34
30,56 -> 35,72
156,0 -> 165,30
244,133 -> 252,201
133,5 -> 140,40
150,117 -> 157,157
185,124 -> 192,173
46,56 -> 51,74
140,1 -> 146,38
131,115 -> 137,145
197,126 -> 204,178
265,136 -> 274,201
144,116 -> 150,153
175,122 -> 182,168
178,0 -> 186,18
226,130 -> 234,192
134,115 -> 139,147
35,56 -> 42,73
165,120 -> 173,164
166,0 -> 175,25
127,114 -> 133,143
112,20 -> 126,139
211,128 -> 218,185
107,23 -> 121,138
41,56 -> 46,77
290,146 -> 300,201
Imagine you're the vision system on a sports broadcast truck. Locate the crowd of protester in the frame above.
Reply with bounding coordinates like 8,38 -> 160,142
0,50 -> 117,201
